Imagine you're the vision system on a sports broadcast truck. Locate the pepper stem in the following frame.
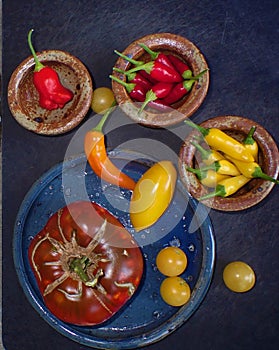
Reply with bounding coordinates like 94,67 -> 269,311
253,167 -> 279,184
199,184 -> 226,200
93,100 -> 116,133
191,141 -> 211,160
243,126 -> 256,145
109,74 -> 135,93
184,119 -> 209,137
190,69 -> 208,81
112,68 -> 136,81
27,29 -> 45,72
138,90 -> 157,113
186,166 -> 204,180
114,50 -> 144,67
138,43 -> 158,60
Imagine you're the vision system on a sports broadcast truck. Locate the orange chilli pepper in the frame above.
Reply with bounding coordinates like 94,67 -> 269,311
84,104 -> 136,190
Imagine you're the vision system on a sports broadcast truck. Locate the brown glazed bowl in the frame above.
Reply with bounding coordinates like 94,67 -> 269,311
8,50 -> 93,135
111,33 -> 209,128
179,115 -> 279,211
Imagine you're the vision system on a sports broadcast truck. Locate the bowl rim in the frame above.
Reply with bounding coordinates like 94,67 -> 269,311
7,49 -> 93,135
111,32 -> 210,128
178,115 -> 279,211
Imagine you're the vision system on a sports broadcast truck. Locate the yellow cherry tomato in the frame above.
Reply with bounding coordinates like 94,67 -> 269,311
129,161 -> 177,232
223,261 -> 256,293
91,87 -> 116,114
160,277 -> 191,306
156,247 -> 187,277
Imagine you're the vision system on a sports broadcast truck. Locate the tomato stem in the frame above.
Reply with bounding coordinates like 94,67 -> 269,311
69,256 -> 90,283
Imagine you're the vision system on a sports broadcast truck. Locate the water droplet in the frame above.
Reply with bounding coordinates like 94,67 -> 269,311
187,275 -> 193,281
64,187 -> 71,196
153,264 -> 158,272
153,310 -> 162,319
27,235 -> 34,241
143,253 -> 148,259
188,243 -> 195,252
49,185 -> 54,190
169,237 -> 181,247
141,234 -> 146,239
16,221 -> 22,226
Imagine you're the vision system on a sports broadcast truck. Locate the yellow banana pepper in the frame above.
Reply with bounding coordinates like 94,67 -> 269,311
130,160 -> 177,231
199,175 -> 251,200
225,155 -> 279,184
185,120 -> 254,162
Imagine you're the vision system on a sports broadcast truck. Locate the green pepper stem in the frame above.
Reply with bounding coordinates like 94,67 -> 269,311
138,43 -> 158,60
191,141 -> 211,160
114,50 -> 144,67
184,119 -> 209,137
253,167 -> 279,184
199,184 -> 226,200
138,90 -> 157,113
93,100 -> 116,133
186,166 -> 204,180
125,61 -> 153,75
113,67 -> 136,81
243,126 -> 256,145
109,74 -> 135,93
27,29 -> 45,72
187,69 -> 208,81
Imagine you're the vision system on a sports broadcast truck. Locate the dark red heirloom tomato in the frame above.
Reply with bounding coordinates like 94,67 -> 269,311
28,201 -> 144,326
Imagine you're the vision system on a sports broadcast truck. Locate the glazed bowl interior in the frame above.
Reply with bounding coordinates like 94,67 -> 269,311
8,50 -> 93,135
112,33 -> 209,128
179,116 -> 279,211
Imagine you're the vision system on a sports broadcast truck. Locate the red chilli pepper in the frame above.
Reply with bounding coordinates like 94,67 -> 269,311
163,69 -> 208,105
168,54 -> 193,79
27,29 -> 74,110
113,68 -> 152,91
114,50 -> 183,83
126,61 -> 183,83
139,82 -> 174,113
109,74 -> 147,102
138,43 -> 179,73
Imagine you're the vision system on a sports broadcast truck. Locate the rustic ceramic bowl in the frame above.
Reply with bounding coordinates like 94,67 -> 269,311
179,116 -> 279,211
111,33 -> 209,128
8,50 -> 93,135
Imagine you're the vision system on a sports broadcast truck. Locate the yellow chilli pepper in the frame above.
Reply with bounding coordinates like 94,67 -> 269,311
186,166 -> 230,188
225,155 -> 279,184
130,160 -> 177,231
191,141 -> 224,165
243,126 -> 258,161
185,120 -> 254,163
205,159 -> 240,176
199,175 -> 251,200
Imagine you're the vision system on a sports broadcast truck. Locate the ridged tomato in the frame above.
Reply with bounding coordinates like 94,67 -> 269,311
28,201 -> 143,326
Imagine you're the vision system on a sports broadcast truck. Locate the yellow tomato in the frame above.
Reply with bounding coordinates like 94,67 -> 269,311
129,161 -> 177,231
160,277 -> 191,306
91,87 -> 116,114
156,247 -> 187,276
223,261 -> 256,293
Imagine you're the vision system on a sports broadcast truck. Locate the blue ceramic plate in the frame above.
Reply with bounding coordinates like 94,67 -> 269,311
13,150 -> 215,349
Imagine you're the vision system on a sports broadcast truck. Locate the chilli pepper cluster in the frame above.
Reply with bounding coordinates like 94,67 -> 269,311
185,120 -> 279,200
110,43 -> 207,113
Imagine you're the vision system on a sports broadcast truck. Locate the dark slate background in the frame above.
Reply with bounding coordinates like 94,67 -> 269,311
2,0 -> 279,349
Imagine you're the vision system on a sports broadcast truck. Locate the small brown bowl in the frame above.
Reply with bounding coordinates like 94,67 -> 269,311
111,33 -> 209,128
8,50 -> 93,135
179,115 -> 279,211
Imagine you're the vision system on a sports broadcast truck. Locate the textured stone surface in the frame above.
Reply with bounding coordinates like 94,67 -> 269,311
2,0 -> 279,349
